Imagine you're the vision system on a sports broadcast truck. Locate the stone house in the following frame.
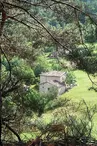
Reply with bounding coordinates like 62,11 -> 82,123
39,71 -> 66,95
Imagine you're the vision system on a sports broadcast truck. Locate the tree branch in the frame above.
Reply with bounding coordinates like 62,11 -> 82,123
2,121 -> 22,142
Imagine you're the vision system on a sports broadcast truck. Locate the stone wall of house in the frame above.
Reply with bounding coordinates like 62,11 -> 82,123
39,82 -> 66,95
58,86 -> 66,95
60,75 -> 66,82
40,75 -> 47,83
39,72 -> 66,95
39,82 -> 56,93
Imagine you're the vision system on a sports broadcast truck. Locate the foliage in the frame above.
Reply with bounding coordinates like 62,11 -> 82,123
83,18 -> 97,43
1,56 -> 35,85
12,57 -> 35,83
1,0 -> 97,143
44,46 -> 55,53
52,100 -> 97,139
65,71 -> 76,85
69,44 -> 97,74
83,55 -> 97,73
51,60 -> 63,71
34,55 -> 51,77
25,88 -> 58,117
33,100 -> 97,141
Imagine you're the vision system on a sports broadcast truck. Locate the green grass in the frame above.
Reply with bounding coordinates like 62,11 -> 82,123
60,70 -> 97,139
20,132 -> 40,141
61,70 -> 97,103
20,132 -> 34,141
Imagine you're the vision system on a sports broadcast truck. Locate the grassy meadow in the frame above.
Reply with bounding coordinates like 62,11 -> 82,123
61,70 -> 97,103
60,70 -> 97,138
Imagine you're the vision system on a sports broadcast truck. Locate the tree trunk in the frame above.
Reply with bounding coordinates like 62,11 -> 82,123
0,4 -> 7,145
2,121 -> 22,142
0,48 -> 2,146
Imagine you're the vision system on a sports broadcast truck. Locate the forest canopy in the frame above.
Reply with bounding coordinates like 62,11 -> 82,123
0,0 -> 97,145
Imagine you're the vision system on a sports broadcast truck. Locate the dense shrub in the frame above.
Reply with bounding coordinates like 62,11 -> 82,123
65,71 -> 76,85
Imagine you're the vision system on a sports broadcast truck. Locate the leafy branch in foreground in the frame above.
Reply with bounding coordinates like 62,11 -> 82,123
0,0 -> 97,145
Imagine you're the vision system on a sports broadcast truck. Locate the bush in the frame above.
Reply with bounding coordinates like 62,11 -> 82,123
65,71 -> 76,85
34,55 -> 51,77
83,56 -> 97,73
44,46 -> 55,53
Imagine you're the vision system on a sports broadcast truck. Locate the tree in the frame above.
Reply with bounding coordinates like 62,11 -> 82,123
0,0 -> 97,145
35,100 -> 97,145
1,56 -> 36,142
34,55 -> 51,77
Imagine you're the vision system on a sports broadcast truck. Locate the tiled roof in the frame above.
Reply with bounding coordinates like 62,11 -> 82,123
40,71 -> 66,77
